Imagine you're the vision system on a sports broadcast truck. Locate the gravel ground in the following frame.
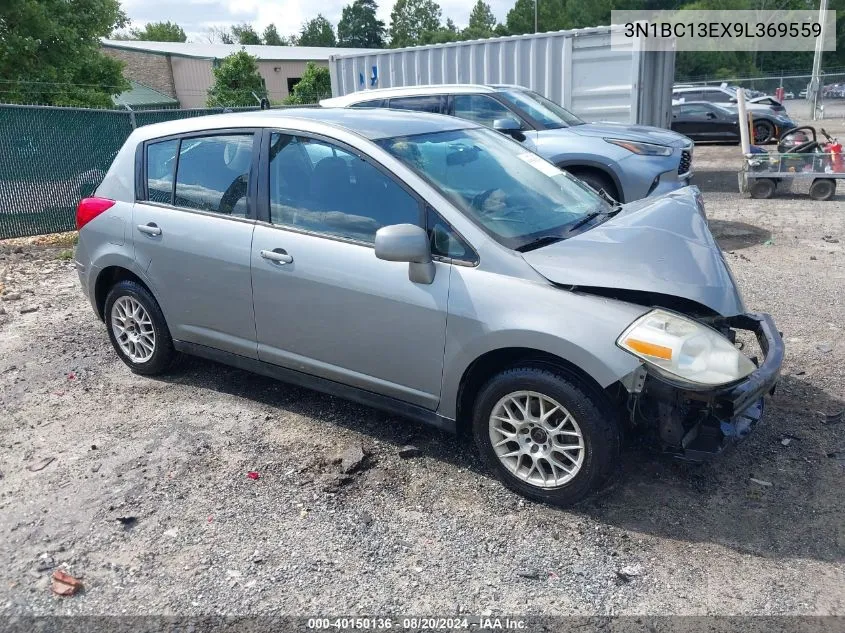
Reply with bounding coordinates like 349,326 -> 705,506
0,170 -> 843,617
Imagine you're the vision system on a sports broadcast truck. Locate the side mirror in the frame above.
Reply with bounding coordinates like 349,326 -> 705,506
706,111 -> 717,119
493,118 -> 526,141
374,224 -> 435,284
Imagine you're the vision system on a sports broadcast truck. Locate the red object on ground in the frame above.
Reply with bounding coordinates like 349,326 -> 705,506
51,570 -> 83,596
247,471 -> 260,480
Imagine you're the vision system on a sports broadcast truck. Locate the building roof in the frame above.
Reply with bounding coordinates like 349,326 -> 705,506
113,80 -> 179,108
101,39 -> 379,62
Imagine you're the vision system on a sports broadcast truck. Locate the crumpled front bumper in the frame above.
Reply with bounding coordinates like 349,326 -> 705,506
632,312 -> 784,460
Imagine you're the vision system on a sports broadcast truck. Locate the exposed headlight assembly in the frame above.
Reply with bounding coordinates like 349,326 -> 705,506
617,310 -> 756,386
604,138 -> 673,156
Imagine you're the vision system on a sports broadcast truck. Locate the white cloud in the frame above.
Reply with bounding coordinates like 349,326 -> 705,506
121,0 -> 515,42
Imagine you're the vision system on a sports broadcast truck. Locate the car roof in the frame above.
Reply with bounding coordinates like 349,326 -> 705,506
130,107 -> 478,143
320,84 -> 503,107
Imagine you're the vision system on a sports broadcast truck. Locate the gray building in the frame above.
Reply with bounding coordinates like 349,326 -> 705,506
102,40 -> 378,108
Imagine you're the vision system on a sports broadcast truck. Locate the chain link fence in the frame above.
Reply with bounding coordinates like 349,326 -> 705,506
0,104 -> 265,239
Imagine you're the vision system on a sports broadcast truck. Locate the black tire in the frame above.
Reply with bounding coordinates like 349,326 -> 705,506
570,169 -> 619,202
749,178 -> 777,199
472,366 -> 621,507
809,178 -> 836,201
753,120 -> 775,144
104,280 -> 177,375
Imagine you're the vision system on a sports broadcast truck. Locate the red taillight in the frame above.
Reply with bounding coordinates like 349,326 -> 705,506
76,197 -> 115,231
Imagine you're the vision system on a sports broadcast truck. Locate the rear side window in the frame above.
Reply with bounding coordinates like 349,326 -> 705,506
146,139 -> 178,204
388,96 -> 444,114
173,134 -> 254,217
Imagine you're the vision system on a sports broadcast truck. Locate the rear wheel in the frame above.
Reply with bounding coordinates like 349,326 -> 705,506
753,120 -> 775,144
104,280 -> 176,375
472,366 -> 621,506
809,178 -> 836,201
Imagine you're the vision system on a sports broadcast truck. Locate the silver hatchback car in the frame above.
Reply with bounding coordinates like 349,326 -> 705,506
75,108 -> 783,506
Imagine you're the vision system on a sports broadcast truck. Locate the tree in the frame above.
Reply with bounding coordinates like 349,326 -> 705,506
505,0 -> 569,35
337,0 -> 386,48
283,62 -> 331,104
0,0 -> 129,107
262,23 -> 286,46
231,23 -> 262,45
129,21 -> 187,42
422,18 -> 460,44
298,15 -> 337,47
389,0 -> 442,47
207,50 -> 265,107
463,0 -> 497,38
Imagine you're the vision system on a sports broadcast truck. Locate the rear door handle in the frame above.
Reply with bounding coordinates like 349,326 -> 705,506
260,249 -> 293,264
137,223 -> 162,236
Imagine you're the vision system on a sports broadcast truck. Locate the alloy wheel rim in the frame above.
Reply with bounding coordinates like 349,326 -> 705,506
489,390 -> 585,489
111,296 -> 155,363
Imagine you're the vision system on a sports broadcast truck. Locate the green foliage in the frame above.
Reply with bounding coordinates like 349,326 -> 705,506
232,23 -> 262,45
0,0 -> 129,107
338,0 -> 387,48
389,0 -> 442,47
129,21 -> 187,42
298,15 -> 337,47
207,50 -> 265,107
283,62 -> 331,104
262,23 -> 286,46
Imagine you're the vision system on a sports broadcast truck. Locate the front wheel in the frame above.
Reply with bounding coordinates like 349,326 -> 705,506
104,280 -> 177,375
472,367 -> 621,506
754,120 -> 775,144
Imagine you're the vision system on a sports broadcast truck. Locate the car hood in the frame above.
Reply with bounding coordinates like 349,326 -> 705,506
520,188 -> 746,317
569,122 -> 691,148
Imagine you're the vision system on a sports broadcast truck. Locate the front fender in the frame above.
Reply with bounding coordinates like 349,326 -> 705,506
438,267 -> 647,420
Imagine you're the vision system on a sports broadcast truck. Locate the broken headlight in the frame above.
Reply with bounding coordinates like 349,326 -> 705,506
617,309 -> 756,387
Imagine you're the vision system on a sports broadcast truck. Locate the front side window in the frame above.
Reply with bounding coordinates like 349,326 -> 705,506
379,128 -> 610,251
268,133 -> 421,244
680,104 -> 715,118
388,96 -> 444,114
350,99 -> 385,108
452,94 -> 520,129
498,90 -> 584,129
146,139 -> 178,204
426,207 -> 476,263
173,134 -> 253,216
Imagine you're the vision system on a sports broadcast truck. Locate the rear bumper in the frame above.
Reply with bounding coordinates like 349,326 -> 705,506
633,312 -> 784,460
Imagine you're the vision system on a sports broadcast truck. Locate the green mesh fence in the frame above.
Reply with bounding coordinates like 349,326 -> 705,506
0,104 -> 259,239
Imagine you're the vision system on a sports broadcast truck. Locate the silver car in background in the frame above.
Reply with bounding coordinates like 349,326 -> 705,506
321,84 -> 694,203
74,108 -> 782,506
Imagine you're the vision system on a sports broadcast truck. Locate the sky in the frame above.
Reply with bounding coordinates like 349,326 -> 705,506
119,0 -> 516,42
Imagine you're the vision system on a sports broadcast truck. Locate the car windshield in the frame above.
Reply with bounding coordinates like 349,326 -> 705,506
377,127 -> 611,250
497,90 -> 585,129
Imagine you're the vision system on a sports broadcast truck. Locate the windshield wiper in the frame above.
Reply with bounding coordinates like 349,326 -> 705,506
515,235 -> 565,252
566,204 -> 623,235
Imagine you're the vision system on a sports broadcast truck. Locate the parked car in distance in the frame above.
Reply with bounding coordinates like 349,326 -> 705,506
784,91 -> 795,100
75,108 -> 783,506
799,89 -> 808,98
321,85 -> 694,204
671,101 -> 795,144
673,85 -> 787,113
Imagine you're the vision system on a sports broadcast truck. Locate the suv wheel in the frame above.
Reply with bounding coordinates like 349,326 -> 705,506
104,280 -> 176,375
569,170 -> 619,202
472,366 -> 620,506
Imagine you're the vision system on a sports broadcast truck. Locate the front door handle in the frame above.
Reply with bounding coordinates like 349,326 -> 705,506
260,249 -> 293,264
137,223 -> 162,236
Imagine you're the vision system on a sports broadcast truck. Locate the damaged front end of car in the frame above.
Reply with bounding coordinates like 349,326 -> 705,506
618,311 -> 784,460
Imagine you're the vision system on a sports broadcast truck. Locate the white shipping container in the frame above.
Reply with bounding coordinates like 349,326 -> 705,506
329,26 -> 675,128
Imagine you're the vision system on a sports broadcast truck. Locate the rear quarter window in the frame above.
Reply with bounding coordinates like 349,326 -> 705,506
145,139 -> 178,204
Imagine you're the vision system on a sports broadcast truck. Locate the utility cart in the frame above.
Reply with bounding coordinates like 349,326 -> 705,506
739,126 -> 845,201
